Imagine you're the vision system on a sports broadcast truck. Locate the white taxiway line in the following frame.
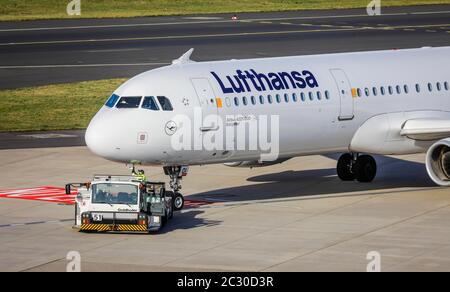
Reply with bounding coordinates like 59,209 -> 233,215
0,62 -> 169,69
0,10 -> 449,32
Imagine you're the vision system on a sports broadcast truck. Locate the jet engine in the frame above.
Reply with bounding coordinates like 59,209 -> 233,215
426,138 -> 450,186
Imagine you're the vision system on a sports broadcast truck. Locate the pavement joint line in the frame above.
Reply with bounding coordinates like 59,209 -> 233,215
2,23 -> 449,47
20,257 -> 65,272
260,201 -> 450,271
0,218 -> 73,228
2,10 -> 450,33
385,242 -> 450,271
194,186 -> 439,210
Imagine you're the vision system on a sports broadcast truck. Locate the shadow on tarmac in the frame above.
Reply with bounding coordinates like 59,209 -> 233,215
189,155 -> 437,203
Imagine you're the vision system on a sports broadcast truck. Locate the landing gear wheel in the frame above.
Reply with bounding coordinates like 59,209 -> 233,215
354,155 -> 377,183
173,192 -> 184,211
337,153 -> 355,181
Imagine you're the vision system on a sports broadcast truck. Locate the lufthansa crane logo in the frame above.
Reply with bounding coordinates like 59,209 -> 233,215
165,121 -> 178,136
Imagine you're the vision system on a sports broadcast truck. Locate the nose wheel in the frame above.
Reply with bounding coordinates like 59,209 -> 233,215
164,166 -> 189,211
173,192 -> 184,211
337,153 -> 377,183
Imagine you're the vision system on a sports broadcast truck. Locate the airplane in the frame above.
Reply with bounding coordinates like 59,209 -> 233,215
85,46 -> 450,210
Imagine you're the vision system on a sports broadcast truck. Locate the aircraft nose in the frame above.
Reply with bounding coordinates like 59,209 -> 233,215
85,111 -> 119,159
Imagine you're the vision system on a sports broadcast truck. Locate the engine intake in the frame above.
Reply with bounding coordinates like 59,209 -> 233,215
426,138 -> 450,186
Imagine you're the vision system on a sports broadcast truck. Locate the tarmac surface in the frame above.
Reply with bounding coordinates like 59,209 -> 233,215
0,147 -> 449,272
1,5 -> 450,272
0,5 -> 449,89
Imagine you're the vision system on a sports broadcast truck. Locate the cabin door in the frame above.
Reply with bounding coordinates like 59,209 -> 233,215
330,68 -> 354,121
191,78 -> 220,132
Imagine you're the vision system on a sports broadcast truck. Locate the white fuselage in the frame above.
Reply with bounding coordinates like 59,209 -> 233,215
85,47 -> 450,166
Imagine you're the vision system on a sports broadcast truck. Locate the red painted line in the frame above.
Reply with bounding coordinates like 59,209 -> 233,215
0,186 -> 76,204
0,186 -> 214,208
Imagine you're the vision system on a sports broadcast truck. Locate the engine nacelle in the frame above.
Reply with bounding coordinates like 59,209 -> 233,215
426,138 -> 450,186
224,158 -> 291,168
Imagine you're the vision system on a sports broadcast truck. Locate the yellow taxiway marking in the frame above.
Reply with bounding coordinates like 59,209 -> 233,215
2,23 -> 449,47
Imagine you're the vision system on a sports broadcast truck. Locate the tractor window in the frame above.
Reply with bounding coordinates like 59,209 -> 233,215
116,96 -> 142,108
92,183 -> 138,205
157,96 -> 173,111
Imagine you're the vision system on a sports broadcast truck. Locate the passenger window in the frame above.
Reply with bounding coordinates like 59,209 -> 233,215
242,96 -> 248,106
142,96 -> 159,111
292,93 -> 298,102
157,96 -> 173,111
388,86 -> 393,95
268,95 -> 273,104
437,82 -> 442,91
415,84 -> 420,93
234,97 -> 239,106
259,95 -> 264,104
276,94 -> 281,103
116,96 -> 142,108
284,93 -> 289,103
428,83 -> 433,92
317,91 -> 322,100
372,87 -> 377,96
364,87 -> 370,97
308,92 -> 314,101
300,92 -> 306,102
404,85 -> 409,94
225,97 -> 231,107
357,88 -> 362,97
380,87 -> 385,95
396,85 -> 401,94
325,90 -> 330,100
445,81 -> 449,91
251,96 -> 256,105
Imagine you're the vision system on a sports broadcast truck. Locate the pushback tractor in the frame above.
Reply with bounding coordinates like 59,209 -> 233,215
65,175 -> 182,233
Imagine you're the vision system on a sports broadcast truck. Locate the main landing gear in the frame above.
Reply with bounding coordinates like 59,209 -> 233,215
163,166 -> 189,211
337,153 -> 377,183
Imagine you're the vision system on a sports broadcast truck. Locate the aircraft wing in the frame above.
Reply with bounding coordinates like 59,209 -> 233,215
400,118 -> 450,140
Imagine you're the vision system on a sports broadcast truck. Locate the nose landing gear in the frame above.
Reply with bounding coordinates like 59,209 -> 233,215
337,153 -> 377,183
163,166 -> 189,211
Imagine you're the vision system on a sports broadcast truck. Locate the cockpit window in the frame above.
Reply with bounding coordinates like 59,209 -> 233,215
142,96 -> 159,111
105,94 -> 120,108
116,96 -> 142,108
157,96 -> 173,111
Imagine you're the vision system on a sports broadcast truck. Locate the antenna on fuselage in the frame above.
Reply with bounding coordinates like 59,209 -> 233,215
172,48 -> 195,65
